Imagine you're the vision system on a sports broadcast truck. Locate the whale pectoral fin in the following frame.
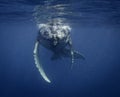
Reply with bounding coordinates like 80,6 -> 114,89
73,51 -> 85,60
33,41 -> 51,83
62,49 -> 85,60
62,48 -> 85,69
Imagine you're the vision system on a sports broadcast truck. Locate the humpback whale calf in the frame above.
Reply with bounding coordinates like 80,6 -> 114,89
33,21 -> 85,83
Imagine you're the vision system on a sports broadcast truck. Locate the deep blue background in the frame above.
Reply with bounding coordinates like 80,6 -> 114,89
0,0 -> 120,97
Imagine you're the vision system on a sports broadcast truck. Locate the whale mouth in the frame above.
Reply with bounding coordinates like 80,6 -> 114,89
33,41 -> 51,83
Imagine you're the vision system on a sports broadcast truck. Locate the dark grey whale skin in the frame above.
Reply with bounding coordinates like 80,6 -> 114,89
37,29 -> 85,60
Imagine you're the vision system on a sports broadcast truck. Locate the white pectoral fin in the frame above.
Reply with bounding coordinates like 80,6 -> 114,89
33,41 -> 51,83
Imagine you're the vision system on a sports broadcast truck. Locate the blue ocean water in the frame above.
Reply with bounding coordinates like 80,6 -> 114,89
0,0 -> 120,97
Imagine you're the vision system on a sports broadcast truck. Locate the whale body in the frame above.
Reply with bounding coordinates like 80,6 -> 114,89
33,22 -> 84,83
